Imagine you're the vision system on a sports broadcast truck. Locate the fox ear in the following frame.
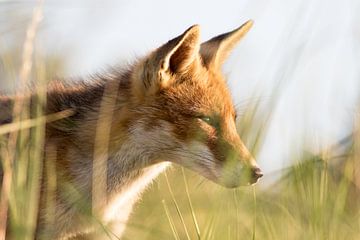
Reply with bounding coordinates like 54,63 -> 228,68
135,25 -> 200,96
160,24 -> 200,74
200,20 -> 253,71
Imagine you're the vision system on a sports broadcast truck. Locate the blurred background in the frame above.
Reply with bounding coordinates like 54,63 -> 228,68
1,0 -> 360,239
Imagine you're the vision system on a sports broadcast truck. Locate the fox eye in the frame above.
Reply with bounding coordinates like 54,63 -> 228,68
200,116 -> 211,123
199,116 -> 218,128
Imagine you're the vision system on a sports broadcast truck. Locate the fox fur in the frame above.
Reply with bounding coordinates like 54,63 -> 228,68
0,20 -> 262,239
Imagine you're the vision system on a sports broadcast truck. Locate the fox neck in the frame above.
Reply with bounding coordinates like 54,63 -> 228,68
98,132 -> 170,220
106,134 -> 168,192
66,127 -> 171,221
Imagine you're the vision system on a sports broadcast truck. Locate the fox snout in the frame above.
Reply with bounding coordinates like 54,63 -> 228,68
251,166 -> 264,183
239,165 -> 263,186
219,156 -> 263,188
212,119 -> 263,187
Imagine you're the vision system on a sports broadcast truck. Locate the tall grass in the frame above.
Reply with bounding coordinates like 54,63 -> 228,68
0,2 -> 45,239
122,132 -> 360,240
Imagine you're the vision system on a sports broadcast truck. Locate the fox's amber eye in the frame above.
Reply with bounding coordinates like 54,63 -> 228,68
199,116 -> 218,128
200,116 -> 211,123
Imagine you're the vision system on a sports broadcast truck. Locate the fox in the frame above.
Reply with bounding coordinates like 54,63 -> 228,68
0,20 -> 263,239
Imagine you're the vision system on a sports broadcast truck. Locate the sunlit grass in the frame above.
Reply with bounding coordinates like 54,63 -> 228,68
123,135 -> 360,240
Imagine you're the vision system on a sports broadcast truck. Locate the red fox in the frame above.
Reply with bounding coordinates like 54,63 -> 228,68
0,20 -> 262,239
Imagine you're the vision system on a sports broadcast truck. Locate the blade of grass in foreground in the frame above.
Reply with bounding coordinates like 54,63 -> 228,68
164,171 -> 191,240
0,109 -> 74,135
0,1 -> 44,239
252,186 -> 257,240
25,56 -> 48,240
233,189 -> 240,240
181,167 -> 201,240
162,199 -> 180,240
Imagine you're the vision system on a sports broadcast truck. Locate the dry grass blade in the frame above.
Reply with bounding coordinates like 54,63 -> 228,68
0,109 -> 74,135
162,199 -> 180,240
252,187 -> 257,240
181,167 -> 201,240
0,1 -> 43,239
92,80 -> 119,216
164,171 -> 191,240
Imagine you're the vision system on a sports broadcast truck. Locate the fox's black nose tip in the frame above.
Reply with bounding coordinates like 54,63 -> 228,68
250,167 -> 263,183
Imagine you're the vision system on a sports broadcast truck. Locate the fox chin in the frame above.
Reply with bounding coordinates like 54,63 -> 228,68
0,20 -> 262,239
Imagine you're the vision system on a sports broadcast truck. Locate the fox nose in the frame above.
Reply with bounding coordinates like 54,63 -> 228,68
250,167 -> 263,184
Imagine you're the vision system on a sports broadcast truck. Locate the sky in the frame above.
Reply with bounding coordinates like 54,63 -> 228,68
1,0 -> 360,177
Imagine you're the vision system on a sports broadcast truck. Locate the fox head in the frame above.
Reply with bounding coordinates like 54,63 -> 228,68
129,20 -> 262,187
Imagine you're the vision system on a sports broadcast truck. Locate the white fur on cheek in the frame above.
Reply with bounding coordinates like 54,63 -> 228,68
134,120 -> 221,182
168,141 -> 220,182
127,120 -> 221,180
